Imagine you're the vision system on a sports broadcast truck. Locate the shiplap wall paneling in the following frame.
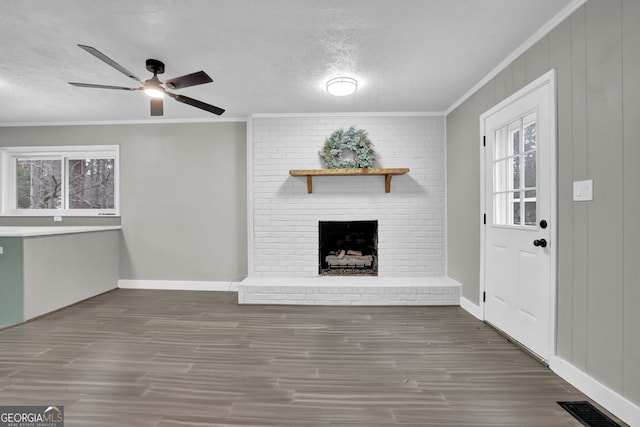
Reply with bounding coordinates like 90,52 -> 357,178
622,0 -> 640,404
585,0 -> 624,392
569,5 -> 590,372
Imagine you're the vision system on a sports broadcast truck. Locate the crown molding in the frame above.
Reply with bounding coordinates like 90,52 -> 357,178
0,116 -> 249,127
445,0 -> 588,115
250,111 -> 445,119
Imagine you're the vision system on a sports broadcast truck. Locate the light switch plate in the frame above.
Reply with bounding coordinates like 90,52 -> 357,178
573,179 -> 593,201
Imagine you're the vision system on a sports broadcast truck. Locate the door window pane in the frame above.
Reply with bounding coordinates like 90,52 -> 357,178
494,191 -> 521,226
513,191 -> 521,226
494,192 -> 507,225
524,151 -> 536,188
494,127 -> 508,160
512,155 -> 520,191
523,114 -> 537,152
525,201 -> 537,226
494,159 -> 509,192
509,119 -> 522,155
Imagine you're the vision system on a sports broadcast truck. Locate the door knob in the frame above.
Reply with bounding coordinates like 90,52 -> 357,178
533,238 -> 547,248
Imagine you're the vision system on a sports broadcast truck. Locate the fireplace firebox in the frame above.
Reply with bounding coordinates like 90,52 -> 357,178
319,220 -> 378,276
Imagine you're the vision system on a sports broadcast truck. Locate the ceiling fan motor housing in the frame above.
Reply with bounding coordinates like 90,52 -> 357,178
146,59 -> 165,75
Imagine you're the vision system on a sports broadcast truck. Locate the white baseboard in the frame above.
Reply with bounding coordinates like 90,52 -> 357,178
550,356 -> 640,426
459,296 -> 483,320
117,280 -> 239,292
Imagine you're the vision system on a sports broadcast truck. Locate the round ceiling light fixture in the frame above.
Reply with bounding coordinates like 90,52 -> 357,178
326,76 -> 358,96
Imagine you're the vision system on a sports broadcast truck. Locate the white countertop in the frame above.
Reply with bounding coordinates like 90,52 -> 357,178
0,226 -> 121,237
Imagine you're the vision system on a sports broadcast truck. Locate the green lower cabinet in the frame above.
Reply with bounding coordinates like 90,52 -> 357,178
0,237 -> 24,326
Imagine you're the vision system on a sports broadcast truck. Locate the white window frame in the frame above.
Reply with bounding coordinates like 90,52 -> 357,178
0,145 -> 120,217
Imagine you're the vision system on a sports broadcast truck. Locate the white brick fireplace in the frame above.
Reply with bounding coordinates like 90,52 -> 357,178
240,114 -> 460,305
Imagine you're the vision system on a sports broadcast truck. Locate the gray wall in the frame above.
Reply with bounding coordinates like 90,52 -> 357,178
0,121 -> 248,283
23,230 -> 120,319
446,0 -> 639,406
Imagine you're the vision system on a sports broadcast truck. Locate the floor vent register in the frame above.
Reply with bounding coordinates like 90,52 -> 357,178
557,401 -> 622,427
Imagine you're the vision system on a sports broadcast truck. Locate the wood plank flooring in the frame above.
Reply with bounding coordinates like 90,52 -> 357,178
0,289 -> 625,426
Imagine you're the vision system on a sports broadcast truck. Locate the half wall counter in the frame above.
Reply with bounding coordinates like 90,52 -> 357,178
0,226 -> 120,328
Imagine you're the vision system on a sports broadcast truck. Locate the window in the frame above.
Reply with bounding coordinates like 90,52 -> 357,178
1,145 -> 119,216
492,112 -> 537,227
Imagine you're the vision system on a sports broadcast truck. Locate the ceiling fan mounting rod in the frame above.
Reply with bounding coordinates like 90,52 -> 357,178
146,59 -> 165,75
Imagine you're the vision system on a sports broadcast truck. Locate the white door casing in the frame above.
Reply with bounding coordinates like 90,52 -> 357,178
480,70 -> 557,362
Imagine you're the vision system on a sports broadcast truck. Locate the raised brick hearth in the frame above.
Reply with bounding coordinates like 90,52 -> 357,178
239,276 -> 461,306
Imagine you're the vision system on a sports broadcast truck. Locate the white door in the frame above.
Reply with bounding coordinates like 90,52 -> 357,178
481,71 -> 556,361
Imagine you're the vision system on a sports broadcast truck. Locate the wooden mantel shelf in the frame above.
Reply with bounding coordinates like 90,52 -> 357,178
289,168 -> 410,193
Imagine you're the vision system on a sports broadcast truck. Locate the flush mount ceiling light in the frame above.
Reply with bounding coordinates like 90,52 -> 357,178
326,77 -> 358,96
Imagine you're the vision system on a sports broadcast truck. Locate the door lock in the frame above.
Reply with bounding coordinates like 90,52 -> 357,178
533,238 -> 547,248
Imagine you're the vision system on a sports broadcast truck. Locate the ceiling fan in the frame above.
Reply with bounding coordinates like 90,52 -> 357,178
68,44 -> 225,116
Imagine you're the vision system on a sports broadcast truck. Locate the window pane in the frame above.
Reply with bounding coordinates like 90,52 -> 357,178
493,159 -> 509,192
524,151 -> 536,188
16,159 -> 62,209
525,201 -> 536,226
494,126 -> 507,160
524,190 -> 536,226
509,120 -> 520,155
494,192 -> 507,225
494,191 -> 520,226
523,114 -> 537,152
68,158 -> 115,209
512,154 -> 520,191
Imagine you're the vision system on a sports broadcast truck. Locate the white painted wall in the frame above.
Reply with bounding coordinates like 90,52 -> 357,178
250,114 -> 445,277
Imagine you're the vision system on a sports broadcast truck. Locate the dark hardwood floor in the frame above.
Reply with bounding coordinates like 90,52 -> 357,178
0,289 -> 624,426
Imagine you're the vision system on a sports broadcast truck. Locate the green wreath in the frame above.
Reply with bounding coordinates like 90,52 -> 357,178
318,126 -> 376,169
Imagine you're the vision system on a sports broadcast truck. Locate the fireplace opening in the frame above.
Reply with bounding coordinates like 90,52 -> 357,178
319,220 -> 378,276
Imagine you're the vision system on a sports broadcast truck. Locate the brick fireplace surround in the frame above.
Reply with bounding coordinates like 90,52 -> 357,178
239,114 -> 461,305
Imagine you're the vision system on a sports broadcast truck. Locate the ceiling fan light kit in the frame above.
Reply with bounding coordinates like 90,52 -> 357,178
68,44 -> 224,116
144,87 -> 165,99
143,78 -> 165,99
326,76 -> 358,96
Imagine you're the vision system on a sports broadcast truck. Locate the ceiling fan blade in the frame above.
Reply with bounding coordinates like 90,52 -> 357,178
150,98 -> 163,116
167,93 -> 225,115
78,44 -> 144,84
164,71 -> 213,90
68,82 -> 140,91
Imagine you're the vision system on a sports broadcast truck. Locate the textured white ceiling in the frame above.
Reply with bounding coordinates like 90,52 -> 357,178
0,0 -> 574,124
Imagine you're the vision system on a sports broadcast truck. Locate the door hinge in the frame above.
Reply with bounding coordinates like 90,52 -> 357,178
483,135 -> 486,147
483,291 -> 486,302
483,213 -> 486,225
